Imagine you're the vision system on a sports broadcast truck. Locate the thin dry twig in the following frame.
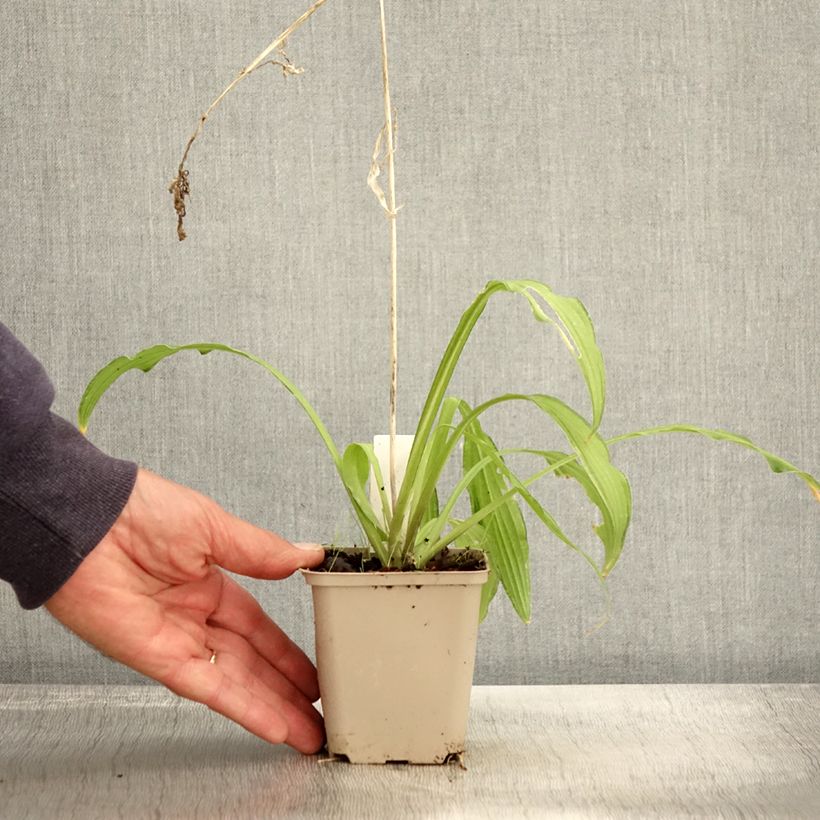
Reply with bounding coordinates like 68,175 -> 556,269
373,0 -> 400,514
168,0 -> 326,240
253,49 -> 306,79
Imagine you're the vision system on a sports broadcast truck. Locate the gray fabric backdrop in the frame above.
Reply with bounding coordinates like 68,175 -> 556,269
0,0 -> 817,685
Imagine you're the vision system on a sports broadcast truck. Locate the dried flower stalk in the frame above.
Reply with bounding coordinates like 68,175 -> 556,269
168,0 -> 326,240
167,0 -> 403,524
374,0 -> 400,511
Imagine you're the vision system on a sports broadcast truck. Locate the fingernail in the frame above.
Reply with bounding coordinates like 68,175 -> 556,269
293,542 -> 325,552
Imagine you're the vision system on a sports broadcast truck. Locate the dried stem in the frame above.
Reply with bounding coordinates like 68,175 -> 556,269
377,0 -> 400,514
168,0 -> 327,240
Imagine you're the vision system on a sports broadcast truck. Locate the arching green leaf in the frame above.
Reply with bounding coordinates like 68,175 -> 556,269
389,280 -> 606,557
609,425 -> 819,499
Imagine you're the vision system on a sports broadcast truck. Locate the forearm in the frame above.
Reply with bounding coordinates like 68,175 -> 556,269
0,324 -> 136,608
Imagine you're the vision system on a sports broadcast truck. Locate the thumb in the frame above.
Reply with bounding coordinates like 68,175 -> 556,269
207,505 -> 325,579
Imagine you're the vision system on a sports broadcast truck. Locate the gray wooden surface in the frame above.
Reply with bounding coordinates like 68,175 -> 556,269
0,684 -> 818,819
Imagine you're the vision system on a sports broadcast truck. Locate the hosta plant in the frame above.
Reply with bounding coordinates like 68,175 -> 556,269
78,0 -> 817,626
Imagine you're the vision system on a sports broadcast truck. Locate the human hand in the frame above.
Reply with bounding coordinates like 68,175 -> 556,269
45,468 -> 326,753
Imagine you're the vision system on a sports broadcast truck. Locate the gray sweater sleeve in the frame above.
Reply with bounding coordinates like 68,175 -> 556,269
0,324 -> 137,609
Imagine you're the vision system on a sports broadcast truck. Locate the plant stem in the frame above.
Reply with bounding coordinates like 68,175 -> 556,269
377,0 -> 400,518
170,0 -> 327,239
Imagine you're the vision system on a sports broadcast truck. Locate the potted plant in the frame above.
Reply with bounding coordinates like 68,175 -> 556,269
77,0 -> 818,764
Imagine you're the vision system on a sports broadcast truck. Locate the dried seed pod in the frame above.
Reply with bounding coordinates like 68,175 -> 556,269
168,168 -> 190,241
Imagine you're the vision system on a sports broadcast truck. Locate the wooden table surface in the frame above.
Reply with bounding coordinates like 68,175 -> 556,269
1,684 -> 818,819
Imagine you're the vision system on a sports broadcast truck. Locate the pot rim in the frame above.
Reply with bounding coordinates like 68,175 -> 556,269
302,567 -> 489,587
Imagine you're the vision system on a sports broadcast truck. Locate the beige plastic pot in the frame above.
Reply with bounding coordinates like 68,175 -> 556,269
303,564 -> 488,764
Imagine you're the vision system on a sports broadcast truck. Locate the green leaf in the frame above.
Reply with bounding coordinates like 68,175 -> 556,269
351,442 -> 393,536
460,408 -> 531,623
405,397 -> 459,536
608,424 -> 820,500
341,444 -> 389,563
522,396 -> 631,576
389,280 -> 606,557
450,519 -> 497,621
420,488 -> 440,528
468,439 -> 607,583
479,563 -> 500,622
77,342 -> 387,553
420,393 -> 631,578
402,397 -> 461,550
421,436 -> 611,622
508,280 -> 605,432
414,451 -> 499,562
78,343 -> 340,463
519,448 -> 628,572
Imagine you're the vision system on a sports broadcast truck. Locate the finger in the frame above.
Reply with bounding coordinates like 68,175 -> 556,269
208,575 -> 320,702
206,504 -> 325,580
166,657 -> 290,747
205,625 -> 322,728
203,642 -> 325,754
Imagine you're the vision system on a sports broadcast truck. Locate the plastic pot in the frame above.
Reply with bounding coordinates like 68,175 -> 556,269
303,564 -> 488,764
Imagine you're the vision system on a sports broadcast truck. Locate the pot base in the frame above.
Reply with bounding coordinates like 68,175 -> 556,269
328,742 -> 466,766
